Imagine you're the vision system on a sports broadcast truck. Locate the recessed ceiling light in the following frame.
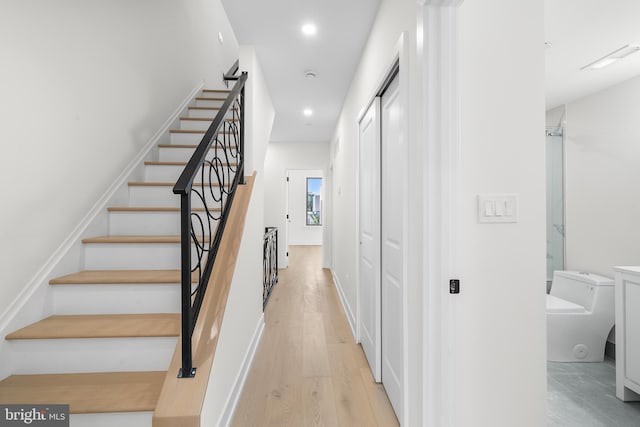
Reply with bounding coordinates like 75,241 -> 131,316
303,108 -> 313,117
302,23 -> 317,36
581,44 -> 640,70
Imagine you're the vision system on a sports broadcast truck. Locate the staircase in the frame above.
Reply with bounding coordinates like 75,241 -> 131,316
0,89 -> 234,426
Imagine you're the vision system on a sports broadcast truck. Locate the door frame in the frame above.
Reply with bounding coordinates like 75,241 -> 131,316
286,169 -> 324,247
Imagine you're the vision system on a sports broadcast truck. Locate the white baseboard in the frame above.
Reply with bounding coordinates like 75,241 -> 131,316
217,314 -> 265,427
0,81 -> 204,337
331,270 -> 357,340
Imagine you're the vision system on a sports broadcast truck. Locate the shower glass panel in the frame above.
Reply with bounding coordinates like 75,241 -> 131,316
546,127 -> 565,283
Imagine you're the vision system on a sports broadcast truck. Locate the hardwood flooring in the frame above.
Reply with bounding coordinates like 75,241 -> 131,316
232,245 -> 399,427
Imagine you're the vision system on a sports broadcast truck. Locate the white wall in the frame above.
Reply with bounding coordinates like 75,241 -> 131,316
564,75 -> 640,278
455,1 -> 546,425
263,142 -> 330,267
330,0 -> 546,425
0,0 -> 238,317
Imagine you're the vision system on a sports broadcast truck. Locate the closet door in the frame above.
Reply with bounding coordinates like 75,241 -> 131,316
358,98 -> 381,381
381,74 -> 404,419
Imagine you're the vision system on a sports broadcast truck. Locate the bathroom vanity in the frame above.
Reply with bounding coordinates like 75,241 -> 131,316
614,266 -> 640,401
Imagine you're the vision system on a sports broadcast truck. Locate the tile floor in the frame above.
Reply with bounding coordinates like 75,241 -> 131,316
548,359 -> 640,426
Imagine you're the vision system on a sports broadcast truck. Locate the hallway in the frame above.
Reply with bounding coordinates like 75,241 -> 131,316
232,246 -> 399,426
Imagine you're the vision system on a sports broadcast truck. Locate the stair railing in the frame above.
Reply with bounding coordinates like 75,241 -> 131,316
263,227 -> 279,309
173,69 -> 248,378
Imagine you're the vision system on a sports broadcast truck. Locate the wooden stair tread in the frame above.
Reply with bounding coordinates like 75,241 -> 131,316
107,206 -> 216,212
202,89 -> 230,94
157,143 -> 231,149
6,314 -> 180,340
195,97 -> 226,101
127,181 -> 228,187
82,235 -> 182,244
49,269 -> 196,285
169,129 -> 233,134
0,371 -> 165,413
144,161 -> 238,167
188,106 -> 221,111
179,117 -> 237,122
145,161 -> 187,166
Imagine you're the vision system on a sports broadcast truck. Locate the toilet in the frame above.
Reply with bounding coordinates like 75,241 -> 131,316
546,270 -> 615,362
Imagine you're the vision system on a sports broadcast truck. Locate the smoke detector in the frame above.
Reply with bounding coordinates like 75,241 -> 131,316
304,70 -> 317,79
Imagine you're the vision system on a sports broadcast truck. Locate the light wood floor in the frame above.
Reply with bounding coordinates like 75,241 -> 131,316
232,245 -> 399,427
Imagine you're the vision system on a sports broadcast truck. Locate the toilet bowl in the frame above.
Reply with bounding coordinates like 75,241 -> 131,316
546,271 -> 614,362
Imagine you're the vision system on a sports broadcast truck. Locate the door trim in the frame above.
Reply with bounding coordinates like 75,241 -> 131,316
417,2 -> 464,426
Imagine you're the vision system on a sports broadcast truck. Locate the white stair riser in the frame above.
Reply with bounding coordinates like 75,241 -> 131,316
180,119 -> 213,131
188,108 -> 237,119
145,164 -> 186,181
170,132 -> 206,145
146,164 -> 238,182
8,337 -> 176,374
71,412 -> 151,427
188,108 -> 217,119
83,243 -> 185,269
129,185 -> 227,209
52,284 -> 180,315
159,146 -> 196,162
109,211 -> 182,235
169,131 -> 238,146
159,146 -> 239,162
202,91 -> 229,98
195,99 -> 225,108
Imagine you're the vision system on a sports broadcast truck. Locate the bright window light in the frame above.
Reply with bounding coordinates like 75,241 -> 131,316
302,23 -> 317,36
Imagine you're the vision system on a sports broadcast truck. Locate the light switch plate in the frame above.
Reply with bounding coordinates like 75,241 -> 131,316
478,194 -> 518,223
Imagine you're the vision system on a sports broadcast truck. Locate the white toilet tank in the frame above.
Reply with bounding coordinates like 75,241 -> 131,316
550,271 -> 614,312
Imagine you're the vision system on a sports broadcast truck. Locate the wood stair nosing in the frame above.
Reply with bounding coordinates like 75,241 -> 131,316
48,269 -> 199,285
195,97 -> 226,102
5,313 -> 180,340
0,371 -> 165,414
202,89 -> 231,94
187,106 -> 237,111
157,143 -> 232,150
107,206 -> 218,212
127,181 -> 229,187
81,235 -> 212,244
179,116 -> 237,122
81,235 -> 182,244
169,129 -> 234,134
188,106 -> 221,111
144,161 -> 237,167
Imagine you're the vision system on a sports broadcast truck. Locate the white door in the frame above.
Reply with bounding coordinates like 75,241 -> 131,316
287,170 -> 324,246
381,74 -> 404,419
358,98 -> 382,381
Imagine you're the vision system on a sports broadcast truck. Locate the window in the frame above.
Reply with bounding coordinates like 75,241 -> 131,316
306,177 -> 322,226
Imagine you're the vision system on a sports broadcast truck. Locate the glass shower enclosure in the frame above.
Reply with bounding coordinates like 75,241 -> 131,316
546,126 -> 565,285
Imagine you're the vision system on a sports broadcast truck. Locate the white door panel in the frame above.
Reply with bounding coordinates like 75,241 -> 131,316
381,74 -> 404,419
358,98 -> 381,381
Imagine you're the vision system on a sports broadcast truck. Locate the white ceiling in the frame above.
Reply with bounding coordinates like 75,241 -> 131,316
222,0 -> 640,141
221,0 -> 382,143
545,0 -> 640,109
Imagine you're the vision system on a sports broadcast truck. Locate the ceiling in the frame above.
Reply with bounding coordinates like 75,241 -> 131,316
222,0 -> 640,142
545,0 -> 640,109
221,0 -> 382,144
